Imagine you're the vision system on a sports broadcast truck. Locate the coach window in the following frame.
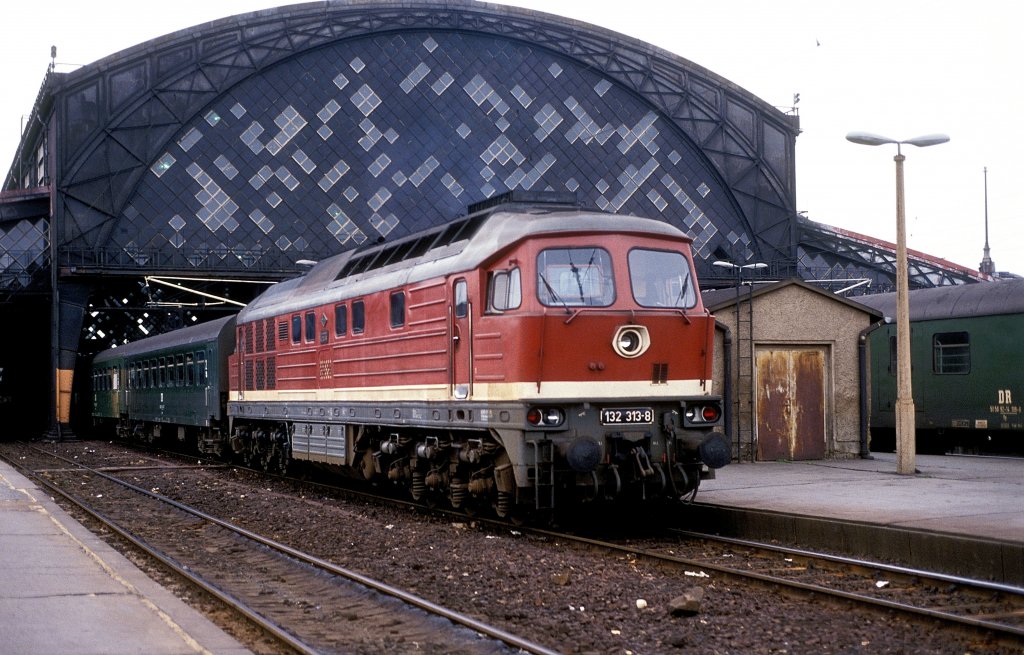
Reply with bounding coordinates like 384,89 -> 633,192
197,352 -> 208,385
454,279 -> 468,318
390,291 -> 406,328
537,248 -> 614,307
888,335 -> 897,376
186,353 -> 195,386
291,315 -> 301,344
158,357 -> 166,387
352,300 -> 366,334
335,304 -> 348,337
933,331 -> 970,374
305,311 -> 316,342
487,267 -> 521,312
175,354 -> 185,386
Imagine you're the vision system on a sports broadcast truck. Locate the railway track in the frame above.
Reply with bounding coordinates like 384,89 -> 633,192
8,438 -> 1021,654
169,442 -> 1024,645
3,443 -> 558,655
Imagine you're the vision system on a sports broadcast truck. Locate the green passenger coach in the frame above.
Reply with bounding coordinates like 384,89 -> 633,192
91,315 -> 236,449
860,279 -> 1024,454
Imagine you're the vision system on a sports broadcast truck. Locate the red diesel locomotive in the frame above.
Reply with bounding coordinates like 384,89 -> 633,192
226,199 -> 728,516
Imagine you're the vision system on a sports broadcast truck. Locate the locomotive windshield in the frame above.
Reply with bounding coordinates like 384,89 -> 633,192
629,248 -> 697,308
536,248 -> 614,307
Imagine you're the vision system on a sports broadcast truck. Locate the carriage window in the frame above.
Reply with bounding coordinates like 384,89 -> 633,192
888,335 -> 897,376
488,268 -> 521,312
390,292 -> 405,328
537,248 -> 614,307
175,354 -> 185,386
352,300 -> 365,334
335,304 -> 348,337
158,357 -> 166,387
305,311 -> 316,342
186,353 -> 195,386
197,352 -> 208,385
291,315 -> 301,344
629,248 -> 696,308
933,331 -> 970,374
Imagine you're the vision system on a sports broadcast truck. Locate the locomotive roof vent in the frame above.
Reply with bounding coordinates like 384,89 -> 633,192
466,190 -> 582,215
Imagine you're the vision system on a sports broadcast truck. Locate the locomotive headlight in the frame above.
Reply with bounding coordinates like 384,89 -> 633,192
612,325 -> 650,358
527,406 -> 565,427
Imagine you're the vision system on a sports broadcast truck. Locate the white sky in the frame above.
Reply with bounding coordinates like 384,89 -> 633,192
3,0 -> 1021,275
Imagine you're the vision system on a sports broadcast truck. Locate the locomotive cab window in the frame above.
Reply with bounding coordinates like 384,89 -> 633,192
933,331 -> 970,374
454,279 -> 468,318
629,248 -> 696,308
291,315 -> 301,344
488,267 -> 521,312
390,292 -> 405,328
536,248 -> 614,307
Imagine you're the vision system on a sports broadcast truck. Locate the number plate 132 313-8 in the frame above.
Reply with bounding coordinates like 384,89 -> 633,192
600,407 -> 654,425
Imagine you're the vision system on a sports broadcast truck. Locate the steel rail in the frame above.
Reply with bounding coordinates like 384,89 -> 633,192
521,525 -> 1024,639
1,450 -> 320,655
13,444 -> 562,655
671,528 -> 1024,597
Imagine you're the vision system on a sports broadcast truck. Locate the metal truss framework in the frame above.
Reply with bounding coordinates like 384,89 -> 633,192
797,219 -> 984,294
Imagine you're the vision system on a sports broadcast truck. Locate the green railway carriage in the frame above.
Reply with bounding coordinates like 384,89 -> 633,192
91,315 -> 236,447
860,279 -> 1024,453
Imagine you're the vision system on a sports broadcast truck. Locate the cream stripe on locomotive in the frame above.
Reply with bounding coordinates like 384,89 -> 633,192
231,379 -> 709,404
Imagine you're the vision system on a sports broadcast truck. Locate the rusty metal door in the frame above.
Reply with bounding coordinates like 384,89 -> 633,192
755,348 -> 826,461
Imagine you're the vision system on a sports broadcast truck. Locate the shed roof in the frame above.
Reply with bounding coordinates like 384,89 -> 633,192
702,278 -> 882,318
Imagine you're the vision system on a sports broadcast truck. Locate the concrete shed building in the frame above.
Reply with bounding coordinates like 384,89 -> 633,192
704,280 -> 882,462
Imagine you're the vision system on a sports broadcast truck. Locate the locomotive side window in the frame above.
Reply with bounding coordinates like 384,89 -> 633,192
933,331 -> 970,374
488,268 -> 521,312
305,311 -> 316,342
454,279 -> 468,318
291,315 -> 301,344
335,304 -> 348,337
390,292 -> 405,328
352,300 -> 366,334
628,248 -> 696,308
536,248 -> 614,307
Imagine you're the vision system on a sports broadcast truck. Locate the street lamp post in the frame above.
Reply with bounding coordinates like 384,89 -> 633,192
845,131 -> 949,475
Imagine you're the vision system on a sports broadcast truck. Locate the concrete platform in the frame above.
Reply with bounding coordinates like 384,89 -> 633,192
689,452 -> 1024,585
0,460 -> 251,655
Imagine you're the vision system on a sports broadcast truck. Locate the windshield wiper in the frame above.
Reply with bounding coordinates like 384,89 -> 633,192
539,272 -> 571,314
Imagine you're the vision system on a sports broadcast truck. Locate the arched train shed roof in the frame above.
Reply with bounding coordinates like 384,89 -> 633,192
39,0 -> 799,277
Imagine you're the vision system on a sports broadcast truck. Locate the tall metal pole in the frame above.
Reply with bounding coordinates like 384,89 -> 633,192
979,167 -> 995,276
893,147 -> 916,475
